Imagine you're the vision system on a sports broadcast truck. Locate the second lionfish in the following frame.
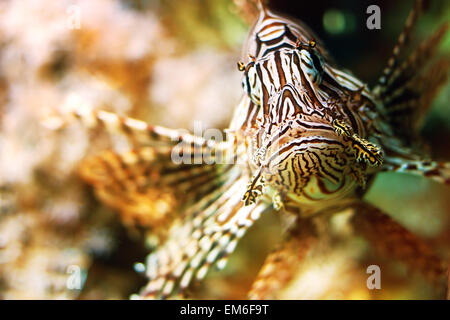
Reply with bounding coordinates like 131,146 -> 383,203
68,0 -> 449,298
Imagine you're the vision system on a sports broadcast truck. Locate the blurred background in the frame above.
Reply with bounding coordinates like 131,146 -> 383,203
0,0 -> 448,299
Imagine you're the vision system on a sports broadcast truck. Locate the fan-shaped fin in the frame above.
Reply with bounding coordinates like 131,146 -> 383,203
382,157 -> 450,186
79,146 -> 239,228
375,0 -> 426,92
139,179 -> 271,299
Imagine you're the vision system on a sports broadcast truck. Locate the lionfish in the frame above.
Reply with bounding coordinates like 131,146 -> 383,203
68,0 -> 449,298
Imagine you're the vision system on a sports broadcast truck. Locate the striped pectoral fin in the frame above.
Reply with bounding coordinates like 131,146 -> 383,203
248,218 -> 318,300
372,2 -> 448,138
350,201 -> 446,287
140,180 -> 271,299
375,0 -> 425,94
383,158 -> 450,186
78,143 -> 238,228
69,109 -> 239,170
383,57 -> 449,138
79,147 -> 174,228
60,107 -> 219,150
383,23 -> 448,99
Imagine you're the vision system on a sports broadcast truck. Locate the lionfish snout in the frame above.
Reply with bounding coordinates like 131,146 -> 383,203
244,111 -> 363,208
261,118 -> 350,176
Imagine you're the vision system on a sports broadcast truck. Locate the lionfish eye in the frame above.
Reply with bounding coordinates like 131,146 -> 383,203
299,49 -> 324,85
295,38 -> 323,74
302,49 -> 323,71
242,64 -> 261,104
309,51 -> 323,74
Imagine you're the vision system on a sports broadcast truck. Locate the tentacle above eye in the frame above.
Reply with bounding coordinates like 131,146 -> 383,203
332,119 -> 383,167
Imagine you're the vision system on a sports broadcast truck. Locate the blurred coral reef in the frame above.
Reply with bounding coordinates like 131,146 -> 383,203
0,0 -> 448,299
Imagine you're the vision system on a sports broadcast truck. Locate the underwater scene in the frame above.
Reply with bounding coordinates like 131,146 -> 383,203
0,0 -> 449,300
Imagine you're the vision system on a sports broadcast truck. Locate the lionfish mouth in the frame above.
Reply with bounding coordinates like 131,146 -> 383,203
243,113 -> 385,207
242,119 -> 347,205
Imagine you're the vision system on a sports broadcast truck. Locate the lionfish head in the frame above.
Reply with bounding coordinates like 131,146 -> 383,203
241,5 -> 383,207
